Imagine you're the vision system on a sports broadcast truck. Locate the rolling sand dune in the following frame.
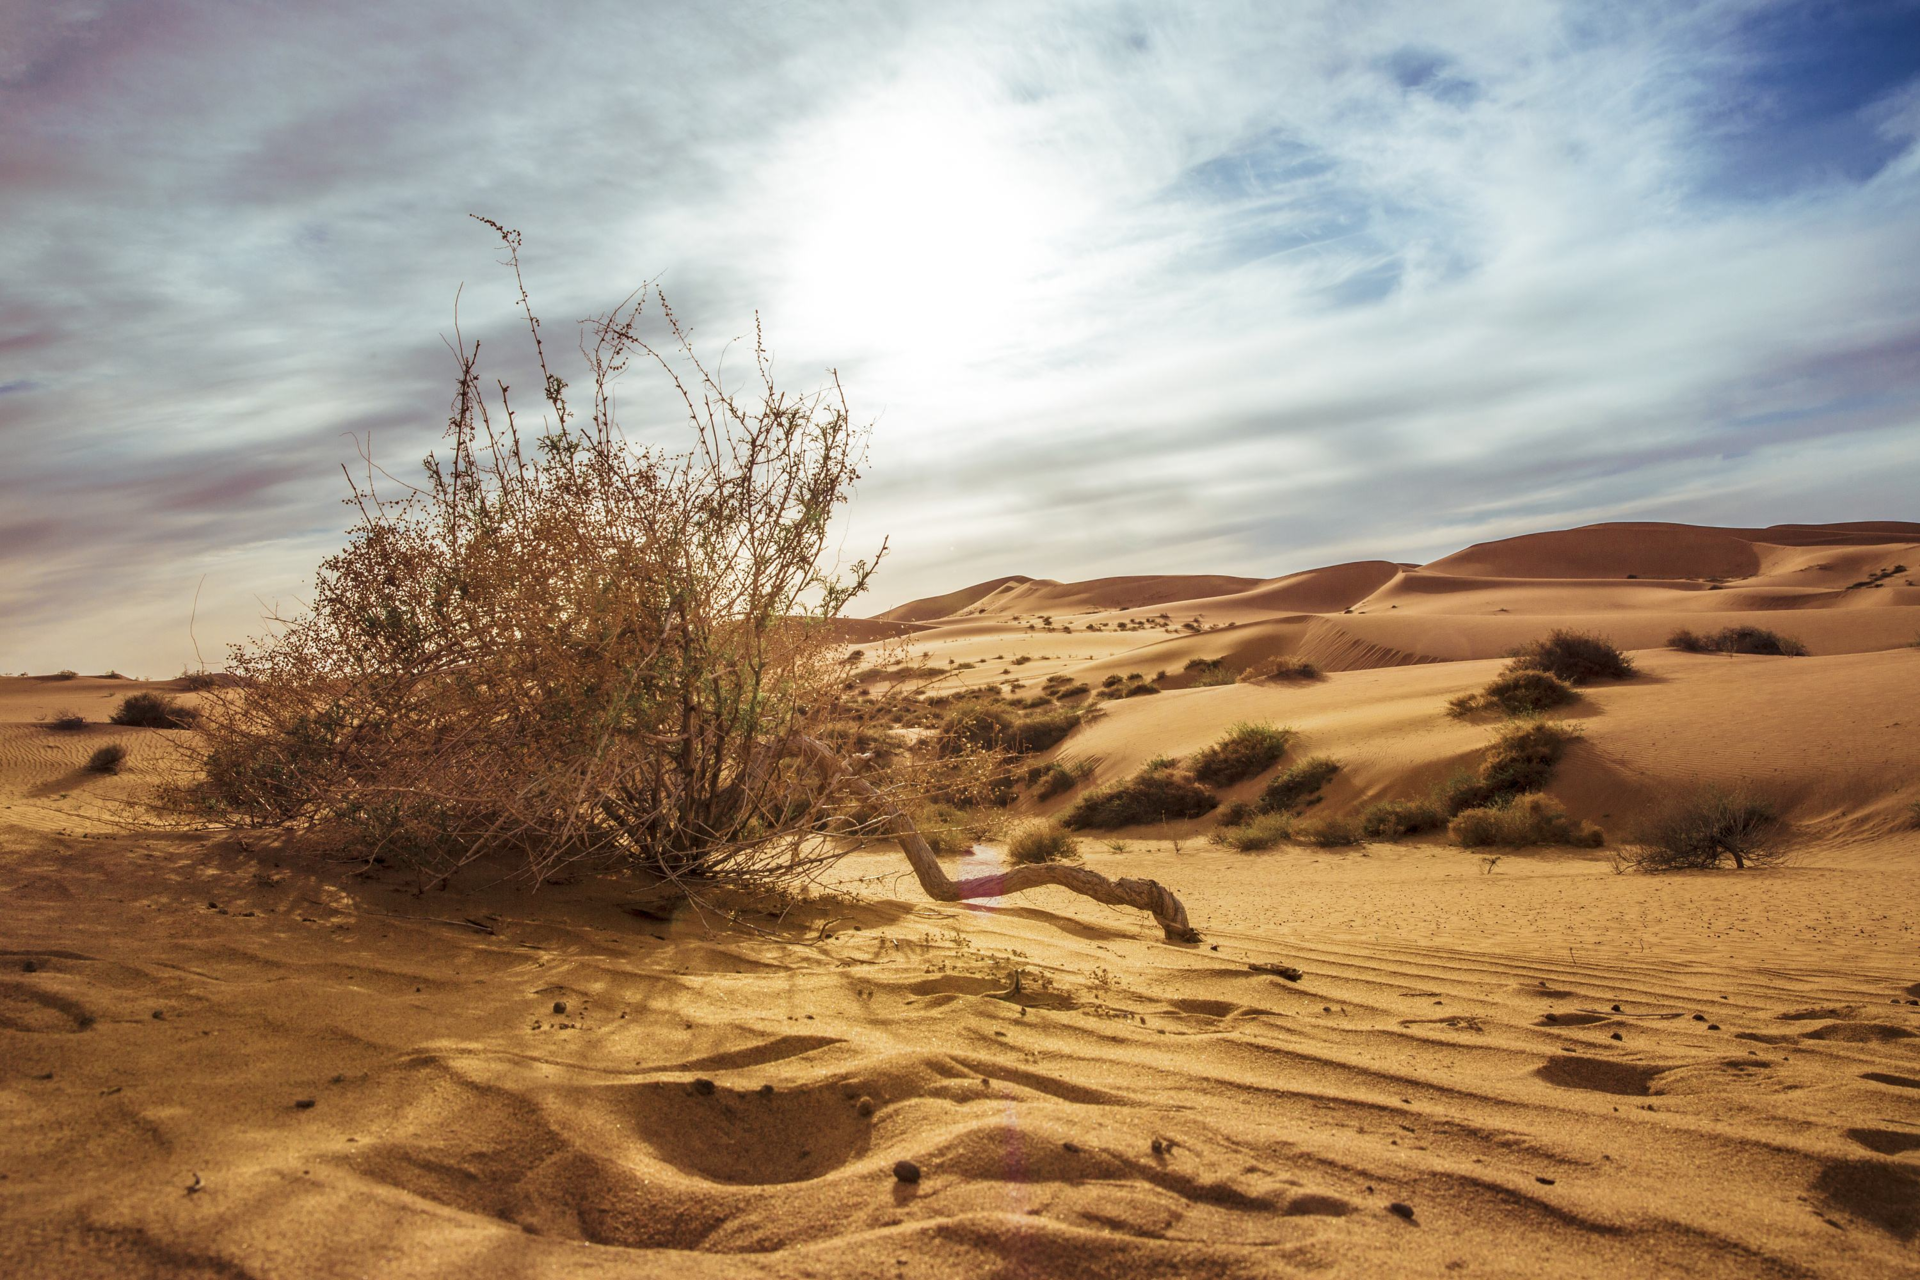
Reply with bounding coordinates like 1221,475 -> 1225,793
5,520 -> 1919,1278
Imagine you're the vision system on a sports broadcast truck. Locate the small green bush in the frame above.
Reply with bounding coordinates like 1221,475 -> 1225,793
1507,630 -> 1635,683
109,692 -> 198,730
1626,787 -> 1783,870
1293,815 -> 1361,846
1214,812 -> 1293,851
1450,794 -> 1602,848
1259,756 -> 1340,814
913,804 -> 988,855
1063,766 -> 1217,829
1006,819 -> 1076,864
1360,798 -> 1446,840
1667,626 -> 1808,657
1189,722 -> 1294,787
85,744 -> 127,774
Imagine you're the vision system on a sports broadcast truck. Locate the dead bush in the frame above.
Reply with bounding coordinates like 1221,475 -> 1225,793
1245,655 -> 1319,681
1213,812 -> 1293,851
1624,787 -> 1784,870
1450,794 -> 1602,848
45,710 -> 88,731
86,744 -> 127,774
1258,756 -> 1339,814
1507,630 -> 1635,683
1189,722 -> 1294,788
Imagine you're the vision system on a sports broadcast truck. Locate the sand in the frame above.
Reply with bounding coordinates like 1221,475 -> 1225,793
3,520 -> 1918,1277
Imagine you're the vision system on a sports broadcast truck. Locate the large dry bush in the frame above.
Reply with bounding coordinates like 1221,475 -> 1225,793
1624,787 -> 1784,870
174,225 -> 899,890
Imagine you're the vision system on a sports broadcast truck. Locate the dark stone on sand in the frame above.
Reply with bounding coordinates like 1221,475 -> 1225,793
552,1001 -> 567,1015
856,1096 -> 875,1117
1536,1176 -> 1556,1185
151,1010 -> 164,1020
1708,1024 -> 1720,1031
294,1099 -> 316,1110
893,1160 -> 921,1184
21,960 -> 35,973
1610,1032 -> 1623,1041
1388,1202 -> 1415,1221
691,1077 -> 715,1096
1692,1014 -> 1705,1021
758,1083 -> 774,1097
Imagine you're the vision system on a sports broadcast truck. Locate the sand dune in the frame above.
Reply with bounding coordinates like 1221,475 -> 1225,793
5,520 -> 1920,1278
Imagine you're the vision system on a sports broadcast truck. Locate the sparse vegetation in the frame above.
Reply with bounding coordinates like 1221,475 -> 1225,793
1624,787 -> 1784,870
1667,626 -> 1809,656
1183,657 -> 1236,687
1359,798 -> 1446,840
1506,629 -> 1635,683
1006,819 -> 1076,864
52,669 -> 78,680
177,670 -> 222,690
1189,722 -> 1294,788
1028,757 -> 1096,801
939,704 -> 1081,756
1452,669 -> 1575,718
1213,812 -> 1293,851
1063,764 -> 1217,829
110,692 -> 199,730
1450,794 -> 1602,848
1245,655 -> 1320,681
1292,815 -> 1361,846
1258,756 -> 1339,814
85,744 -> 127,774
1438,721 -> 1581,815
45,710 -> 88,731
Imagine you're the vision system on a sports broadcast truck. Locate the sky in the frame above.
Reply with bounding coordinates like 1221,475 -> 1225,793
3,0 -> 1918,675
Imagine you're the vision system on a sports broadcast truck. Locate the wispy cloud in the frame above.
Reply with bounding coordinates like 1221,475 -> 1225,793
2,0 -> 1916,673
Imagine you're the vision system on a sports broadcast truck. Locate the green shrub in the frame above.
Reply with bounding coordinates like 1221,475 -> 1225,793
1028,757 -> 1095,800
1625,787 -> 1783,870
1360,798 -> 1446,839
1667,626 -> 1808,656
1063,766 -> 1217,829
1293,815 -> 1361,846
1477,669 -> 1575,716
1450,794 -> 1602,848
1006,819 -> 1076,864
1189,722 -> 1294,787
1259,757 -> 1339,814
1507,630 -> 1635,683
1214,812 -> 1293,851
85,744 -> 127,774
109,692 -> 199,730
1215,800 -> 1256,827
1184,658 -> 1236,687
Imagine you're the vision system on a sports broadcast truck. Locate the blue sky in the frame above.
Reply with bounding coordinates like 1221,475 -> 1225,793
2,0 -> 1917,673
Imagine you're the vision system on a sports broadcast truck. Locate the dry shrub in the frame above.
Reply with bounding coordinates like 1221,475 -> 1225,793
939,704 -> 1079,756
171,224 -> 917,891
1624,787 -> 1784,870
177,670 -> 222,691
1293,815 -> 1361,846
1184,658 -> 1237,687
1214,812 -> 1292,851
46,710 -> 88,731
111,692 -> 198,730
1006,819 -> 1076,864
1452,669 -> 1575,718
1189,722 -> 1294,787
1507,630 -> 1635,683
1259,756 -> 1339,814
1360,798 -> 1445,840
86,744 -> 127,774
1063,762 -> 1217,829
1440,720 -> 1581,815
1028,757 -> 1095,801
1450,794 -> 1602,848
912,805 -> 996,856
1120,683 -> 1162,697
1245,655 -> 1320,681
52,669 -> 78,680
1667,626 -> 1808,656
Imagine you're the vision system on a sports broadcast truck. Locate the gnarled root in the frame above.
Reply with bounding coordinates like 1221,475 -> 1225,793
798,737 -> 1200,943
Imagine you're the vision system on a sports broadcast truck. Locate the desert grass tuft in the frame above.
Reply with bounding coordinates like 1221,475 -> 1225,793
1506,629 -> 1635,683
1245,655 -> 1320,681
1667,626 -> 1809,656
45,710 -> 88,731
85,744 -> 127,774
1359,798 -> 1446,840
1189,722 -> 1293,788
1213,812 -> 1293,851
1450,794 -> 1602,848
1063,766 -> 1217,829
1292,814 -> 1362,847
1005,819 -> 1076,864
1452,669 -> 1575,718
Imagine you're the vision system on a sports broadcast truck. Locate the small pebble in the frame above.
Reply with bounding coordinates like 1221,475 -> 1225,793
1150,1138 -> 1166,1156
893,1160 -> 921,1184
151,1010 -> 165,1020
1536,1176 -> 1556,1185
552,1001 -> 567,1015
1610,1032 -> 1623,1041
1708,1024 -> 1720,1031
856,1096 -> 875,1117
1388,1202 -> 1416,1221
691,1077 -> 715,1096
21,960 -> 36,973
294,1098 -> 316,1110
1692,1013 -> 1706,1021
758,1083 -> 774,1097
1062,1141 -> 1080,1153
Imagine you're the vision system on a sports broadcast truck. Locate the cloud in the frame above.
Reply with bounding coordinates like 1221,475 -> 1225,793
2,0 -> 1917,674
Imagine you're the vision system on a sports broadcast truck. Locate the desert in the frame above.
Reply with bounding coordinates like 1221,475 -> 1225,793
5,518 -> 1919,1278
